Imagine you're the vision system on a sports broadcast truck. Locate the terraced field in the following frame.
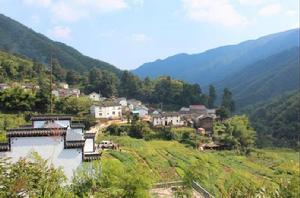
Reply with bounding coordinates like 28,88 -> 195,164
98,135 -> 300,197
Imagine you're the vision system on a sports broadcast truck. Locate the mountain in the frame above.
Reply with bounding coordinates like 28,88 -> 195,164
219,47 -> 300,108
133,29 -> 299,86
244,91 -> 300,147
0,14 -> 120,74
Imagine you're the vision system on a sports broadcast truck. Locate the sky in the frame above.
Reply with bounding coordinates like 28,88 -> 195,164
0,0 -> 299,70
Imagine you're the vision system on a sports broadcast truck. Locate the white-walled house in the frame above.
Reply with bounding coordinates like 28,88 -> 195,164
89,92 -> 101,101
115,97 -> 127,107
152,112 -> 184,126
90,102 -> 122,119
132,105 -> 149,118
127,99 -> 142,110
0,115 -> 100,181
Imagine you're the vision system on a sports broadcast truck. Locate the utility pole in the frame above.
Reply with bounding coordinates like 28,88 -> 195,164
50,55 -> 53,114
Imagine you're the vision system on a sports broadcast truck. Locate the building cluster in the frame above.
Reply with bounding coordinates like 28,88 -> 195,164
87,91 -> 217,134
89,93 -> 149,120
52,82 -> 80,98
150,105 -> 216,134
0,115 -> 100,180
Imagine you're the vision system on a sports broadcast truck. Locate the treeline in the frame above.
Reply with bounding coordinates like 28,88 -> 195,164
0,51 -> 236,115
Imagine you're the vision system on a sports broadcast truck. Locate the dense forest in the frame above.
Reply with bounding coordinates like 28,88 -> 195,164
0,14 -> 119,75
244,91 -> 300,148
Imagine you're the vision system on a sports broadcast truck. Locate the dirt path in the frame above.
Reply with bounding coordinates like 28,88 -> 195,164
87,119 -> 127,135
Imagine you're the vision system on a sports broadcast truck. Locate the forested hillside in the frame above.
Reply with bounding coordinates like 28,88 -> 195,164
0,14 -> 120,75
0,51 -> 46,83
217,47 -> 300,108
244,92 -> 300,148
133,29 -> 299,110
133,28 -> 299,86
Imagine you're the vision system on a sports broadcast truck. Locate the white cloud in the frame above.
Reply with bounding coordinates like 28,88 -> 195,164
50,1 -> 87,22
259,3 -> 281,16
131,33 -> 150,43
50,26 -> 72,39
23,0 -> 128,22
182,0 -> 247,27
238,0 -> 262,6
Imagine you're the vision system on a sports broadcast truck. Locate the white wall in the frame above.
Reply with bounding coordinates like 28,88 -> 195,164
84,138 -> 94,153
152,116 -> 182,126
1,136 -> 82,181
92,106 -> 122,119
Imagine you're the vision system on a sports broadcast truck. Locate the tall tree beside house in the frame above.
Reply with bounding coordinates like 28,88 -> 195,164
221,88 -> 235,113
141,77 -> 155,102
119,71 -> 143,99
35,83 -> 51,113
86,67 -> 119,97
208,85 -> 216,108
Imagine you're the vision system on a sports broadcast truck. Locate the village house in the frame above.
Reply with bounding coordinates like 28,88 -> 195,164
194,114 -> 214,135
52,88 -> 80,98
127,99 -> 142,110
115,97 -> 127,107
152,112 -> 184,127
132,105 -> 149,118
90,101 -> 122,119
0,115 -> 100,181
89,92 -> 101,101
180,105 -> 208,115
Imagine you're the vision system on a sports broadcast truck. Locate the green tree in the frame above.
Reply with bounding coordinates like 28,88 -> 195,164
0,87 -> 36,111
56,96 -> 92,115
208,85 -> 216,108
66,70 -> 80,85
119,71 -> 142,99
0,153 -> 70,198
216,106 -> 230,120
214,115 -> 256,153
72,160 -> 152,198
221,88 -> 235,113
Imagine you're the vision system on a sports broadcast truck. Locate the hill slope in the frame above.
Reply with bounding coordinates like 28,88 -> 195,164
0,14 -> 120,74
218,47 -> 300,108
244,91 -> 300,147
99,136 -> 300,197
133,29 -> 299,86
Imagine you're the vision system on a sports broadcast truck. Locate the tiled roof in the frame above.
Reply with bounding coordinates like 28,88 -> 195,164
31,115 -> 72,121
65,140 -> 85,149
189,105 -> 206,110
84,132 -> 96,139
66,128 -> 84,141
83,152 -> 102,162
152,112 -> 180,118
70,123 -> 85,128
6,127 -> 67,137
